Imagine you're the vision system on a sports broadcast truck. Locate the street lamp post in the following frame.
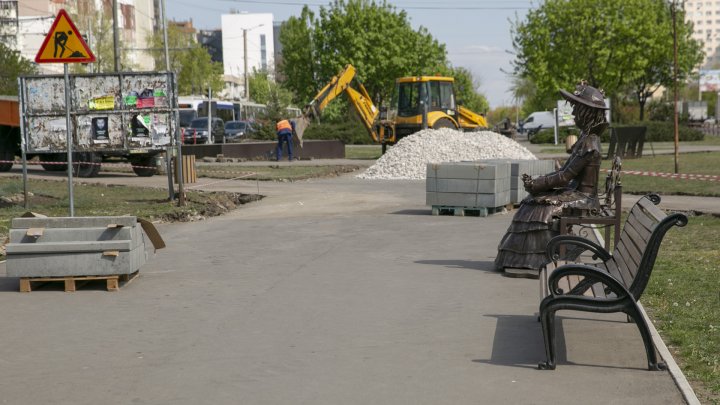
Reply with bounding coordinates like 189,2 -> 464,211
242,23 -> 265,101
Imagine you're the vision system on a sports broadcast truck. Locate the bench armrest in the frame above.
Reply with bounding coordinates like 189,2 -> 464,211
545,235 -> 612,263
547,263 -> 631,300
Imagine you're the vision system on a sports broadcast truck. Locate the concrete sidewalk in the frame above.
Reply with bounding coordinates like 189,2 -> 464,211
0,175 -> 696,404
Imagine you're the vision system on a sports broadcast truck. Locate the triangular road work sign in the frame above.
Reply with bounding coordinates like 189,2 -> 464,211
35,9 -> 95,64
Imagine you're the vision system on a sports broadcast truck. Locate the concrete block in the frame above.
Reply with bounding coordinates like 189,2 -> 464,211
426,191 -> 511,208
426,162 -> 510,180
512,188 -> 529,203
6,246 -> 147,277
6,240 -> 132,254
426,177 -> 511,193
5,216 -> 153,278
531,159 -> 555,175
11,216 -> 137,229
10,227 -> 137,244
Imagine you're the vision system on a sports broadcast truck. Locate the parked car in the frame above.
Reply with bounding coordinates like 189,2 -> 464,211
224,120 -> 255,142
183,117 -> 224,144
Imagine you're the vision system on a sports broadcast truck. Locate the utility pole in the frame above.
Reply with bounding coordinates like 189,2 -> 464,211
672,0 -> 680,174
244,28 -> 249,101
112,0 -> 120,71
161,0 -> 170,71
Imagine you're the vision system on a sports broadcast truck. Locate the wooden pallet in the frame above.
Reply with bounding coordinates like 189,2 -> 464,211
19,271 -> 139,292
431,204 -> 513,217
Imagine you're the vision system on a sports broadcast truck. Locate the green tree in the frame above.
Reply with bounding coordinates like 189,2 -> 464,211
511,0 -> 702,120
277,6 -> 317,104
146,26 -> 223,96
146,24 -> 195,73
248,69 -> 294,106
177,47 -> 224,95
448,67 -> 489,114
0,43 -> 36,95
279,0 -> 448,106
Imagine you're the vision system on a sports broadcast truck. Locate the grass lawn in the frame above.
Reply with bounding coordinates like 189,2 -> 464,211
601,151 -> 720,196
345,145 -> 382,159
644,215 -> 720,404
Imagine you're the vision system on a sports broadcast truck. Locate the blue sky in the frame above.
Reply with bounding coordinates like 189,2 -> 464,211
167,0 -> 533,109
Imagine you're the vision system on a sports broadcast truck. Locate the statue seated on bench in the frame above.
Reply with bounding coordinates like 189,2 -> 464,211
495,81 -> 608,278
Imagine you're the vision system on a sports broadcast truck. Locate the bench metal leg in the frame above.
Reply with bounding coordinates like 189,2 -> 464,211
538,307 -> 558,370
625,305 -> 667,371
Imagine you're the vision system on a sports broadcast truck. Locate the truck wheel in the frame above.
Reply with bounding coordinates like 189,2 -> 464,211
72,152 -> 101,178
432,118 -> 456,130
0,147 -> 13,172
130,156 -> 157,177
40,153 -> 68,172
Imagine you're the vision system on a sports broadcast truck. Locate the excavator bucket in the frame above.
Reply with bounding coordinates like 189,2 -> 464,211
293,116 -> 310,147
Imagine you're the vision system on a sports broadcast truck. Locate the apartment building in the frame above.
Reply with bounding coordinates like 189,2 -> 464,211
687,0 -> 720,67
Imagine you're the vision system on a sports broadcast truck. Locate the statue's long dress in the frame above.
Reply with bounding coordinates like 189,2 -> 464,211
494,126 -> 605,274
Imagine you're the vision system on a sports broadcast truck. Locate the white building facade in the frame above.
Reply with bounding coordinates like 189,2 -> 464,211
686,0 -> 720,67
221,13 -> 274,100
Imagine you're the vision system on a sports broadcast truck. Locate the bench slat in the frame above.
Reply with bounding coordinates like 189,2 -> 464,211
638,198 -> 668,222
626,213 -> 653,245
613,240 -> 640,280
621,221 -> 648,262
601,258 -> 626,287
630,206 -> 657,234
590,281 -> 607,298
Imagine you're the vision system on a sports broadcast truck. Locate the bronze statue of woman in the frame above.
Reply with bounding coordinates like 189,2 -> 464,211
495,81 -> 608,278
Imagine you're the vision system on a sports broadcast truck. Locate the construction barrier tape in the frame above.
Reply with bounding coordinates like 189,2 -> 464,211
0,159 -> 157,170
4,159 -> 718,182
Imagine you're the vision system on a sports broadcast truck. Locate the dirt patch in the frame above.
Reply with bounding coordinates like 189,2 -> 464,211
159,192 -> 264,222
0,193 -> 60,208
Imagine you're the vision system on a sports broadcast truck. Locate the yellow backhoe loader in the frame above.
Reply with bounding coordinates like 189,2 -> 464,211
294,64 -> 488,152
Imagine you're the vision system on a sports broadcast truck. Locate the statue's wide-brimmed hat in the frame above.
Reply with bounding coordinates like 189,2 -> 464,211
559,82 -> 609,109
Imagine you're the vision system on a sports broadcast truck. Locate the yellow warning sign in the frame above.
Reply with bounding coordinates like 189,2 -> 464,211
35,9 -> 95,64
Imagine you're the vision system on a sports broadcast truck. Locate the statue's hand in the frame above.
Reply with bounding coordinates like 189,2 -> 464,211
522,173 -> 534,192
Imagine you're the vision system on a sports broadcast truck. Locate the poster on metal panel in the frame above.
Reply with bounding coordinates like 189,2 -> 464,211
20,72 -> 176,153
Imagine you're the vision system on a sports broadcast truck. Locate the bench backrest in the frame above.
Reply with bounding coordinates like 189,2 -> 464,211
605,194 -> 687,300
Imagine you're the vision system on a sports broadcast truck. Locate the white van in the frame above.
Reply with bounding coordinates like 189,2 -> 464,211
519,111 -> 574,134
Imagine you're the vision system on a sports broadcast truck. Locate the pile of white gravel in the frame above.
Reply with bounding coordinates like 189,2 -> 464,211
357,128 -> 537,180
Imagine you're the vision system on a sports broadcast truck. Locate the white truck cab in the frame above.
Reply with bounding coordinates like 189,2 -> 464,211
519,111 -> 574,135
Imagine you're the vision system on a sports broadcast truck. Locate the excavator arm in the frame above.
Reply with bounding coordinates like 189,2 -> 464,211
295,64 -> 382,144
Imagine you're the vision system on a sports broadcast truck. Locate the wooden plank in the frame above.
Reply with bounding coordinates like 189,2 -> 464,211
590,282 -> 607,298
641,200 -> 668,222
630,207 -> 656,234
19,279 -> 31,293
602,260 -> 626,287
613,241 -> 635,287
618,235 -> 642,273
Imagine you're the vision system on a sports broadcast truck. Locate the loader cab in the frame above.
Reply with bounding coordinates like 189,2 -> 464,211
390,76 -> 460,140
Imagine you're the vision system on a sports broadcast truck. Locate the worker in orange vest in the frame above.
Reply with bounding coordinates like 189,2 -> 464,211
275,118 -> 296,161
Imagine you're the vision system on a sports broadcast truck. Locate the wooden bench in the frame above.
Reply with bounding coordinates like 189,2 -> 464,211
559,156 -> 623,251
538,194 -> 687,370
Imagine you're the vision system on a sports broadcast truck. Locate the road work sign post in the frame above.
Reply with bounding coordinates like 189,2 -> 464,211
34,9 -> 96,216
